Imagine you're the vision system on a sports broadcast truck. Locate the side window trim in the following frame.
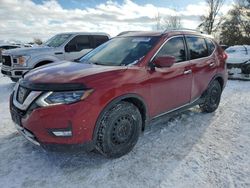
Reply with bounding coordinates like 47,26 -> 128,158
150,35 -> 188,63
183,35 -> 190,61
205,38 -> 216,56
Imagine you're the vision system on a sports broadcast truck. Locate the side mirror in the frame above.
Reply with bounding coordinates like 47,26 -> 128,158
153,56 -> 176,68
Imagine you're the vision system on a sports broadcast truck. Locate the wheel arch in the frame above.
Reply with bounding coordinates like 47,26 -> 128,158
34,60 -> 54,68
201,73 -> 225,99
212,74 -> 225,90
92,93 -> 149,143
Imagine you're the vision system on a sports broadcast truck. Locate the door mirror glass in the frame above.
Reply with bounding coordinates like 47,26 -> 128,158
153,56 -> 176,68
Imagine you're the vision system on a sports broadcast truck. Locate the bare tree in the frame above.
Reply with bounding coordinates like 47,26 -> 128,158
199,0 -> 225,34
155,11 -> 161,30
236,0 -> 250,37
154,11 -> 182,30
163,15 -> 182,30
220,0 -> 250,45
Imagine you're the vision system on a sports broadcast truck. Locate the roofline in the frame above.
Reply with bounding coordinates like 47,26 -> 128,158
56,32 -> 110,37
163,28 -> 206,35
0,43 -> 20,46
116,29 -> 213,38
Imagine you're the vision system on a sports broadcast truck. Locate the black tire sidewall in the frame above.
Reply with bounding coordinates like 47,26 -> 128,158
97,102 -> 142,158
201,80 -> 222,113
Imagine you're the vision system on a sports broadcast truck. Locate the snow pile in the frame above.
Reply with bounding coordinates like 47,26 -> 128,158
0,76 -> 249,188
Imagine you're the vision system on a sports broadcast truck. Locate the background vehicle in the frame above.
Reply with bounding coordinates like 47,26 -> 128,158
10,30 -> 228,158
1,32 -> 110,82
0,44 -> 20,64
220,44 -> 228,50
226,45 -> 250,74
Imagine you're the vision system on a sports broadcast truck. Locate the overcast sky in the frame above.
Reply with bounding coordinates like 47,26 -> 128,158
0,0 -> 233,43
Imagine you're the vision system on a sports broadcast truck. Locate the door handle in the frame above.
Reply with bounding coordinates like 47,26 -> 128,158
54,52 -> 63,55
209,62 -> 215,67
183,70 -> 192,75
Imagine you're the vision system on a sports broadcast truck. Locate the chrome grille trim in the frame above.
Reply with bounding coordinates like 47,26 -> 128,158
13,83 -> 42,111
2,55 -> 12,66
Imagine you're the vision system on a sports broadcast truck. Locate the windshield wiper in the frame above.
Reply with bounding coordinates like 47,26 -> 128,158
83,60 -> 115,66
92,62 -> 102,65
91,62 -> 106,66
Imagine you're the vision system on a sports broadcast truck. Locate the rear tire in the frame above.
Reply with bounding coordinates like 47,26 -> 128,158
199,80 -> 222,113
96,101 -> 142,158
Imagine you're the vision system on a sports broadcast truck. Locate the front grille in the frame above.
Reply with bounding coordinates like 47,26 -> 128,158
10,93 -> 26,117
17,86 -> 30,104
11,92 -> 40,117
2,55 -> 11,66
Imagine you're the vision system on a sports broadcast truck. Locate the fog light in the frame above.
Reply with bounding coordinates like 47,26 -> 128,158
52,130 -> 72,137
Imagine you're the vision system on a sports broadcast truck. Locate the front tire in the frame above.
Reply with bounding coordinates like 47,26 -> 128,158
96,101 -> 142,158
200,80 -> 222,113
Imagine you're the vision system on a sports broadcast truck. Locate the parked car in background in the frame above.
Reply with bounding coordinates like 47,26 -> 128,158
220,45 -> 228,50
1,32 -> 110,82
0,43 -> 20,51
226,45 -> 250,74
0,44 -> 20,64
10,30 -> 228,158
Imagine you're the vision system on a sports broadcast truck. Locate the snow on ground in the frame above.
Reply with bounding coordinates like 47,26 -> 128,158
0,75 -> 249,188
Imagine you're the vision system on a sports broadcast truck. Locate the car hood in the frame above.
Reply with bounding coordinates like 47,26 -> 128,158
2,46 -> 53,56
23,61 -> 128,83
226,53 -> 250,64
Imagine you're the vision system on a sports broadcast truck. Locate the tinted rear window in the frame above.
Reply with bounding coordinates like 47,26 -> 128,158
93,35 -> 109,47
186,36 -> 208,60
66,35 -> 91,52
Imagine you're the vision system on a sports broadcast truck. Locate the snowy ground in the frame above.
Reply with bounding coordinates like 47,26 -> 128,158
0,75 -> 249,188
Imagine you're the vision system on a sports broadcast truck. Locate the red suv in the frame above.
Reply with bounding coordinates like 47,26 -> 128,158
10,30 -> 228,158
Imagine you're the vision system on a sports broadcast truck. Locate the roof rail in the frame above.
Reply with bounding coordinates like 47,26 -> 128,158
163,28 -> 205,34
117,31 -> 140,36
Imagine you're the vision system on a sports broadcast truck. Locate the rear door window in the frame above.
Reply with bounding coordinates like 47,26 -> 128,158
186,36 -> 208,60
156,36 -> 187,63
66,35 -> 91,52
92,35 -> 109,48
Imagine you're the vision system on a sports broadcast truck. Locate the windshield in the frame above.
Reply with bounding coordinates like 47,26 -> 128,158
79,36 -> 159,66
44,34 -> 72,47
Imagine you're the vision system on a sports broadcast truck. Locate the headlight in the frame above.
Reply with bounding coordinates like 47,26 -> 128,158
13,55 -> 30,66
36,89 -> 93,107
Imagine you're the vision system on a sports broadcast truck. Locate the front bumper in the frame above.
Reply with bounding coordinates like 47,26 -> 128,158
15,122 -> 40,146
1,65 -> 30,78
10,92 -> 101,149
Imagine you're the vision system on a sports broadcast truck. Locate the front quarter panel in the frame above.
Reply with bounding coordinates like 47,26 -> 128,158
83,67 -> 151,109
29,54 -> 60,68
